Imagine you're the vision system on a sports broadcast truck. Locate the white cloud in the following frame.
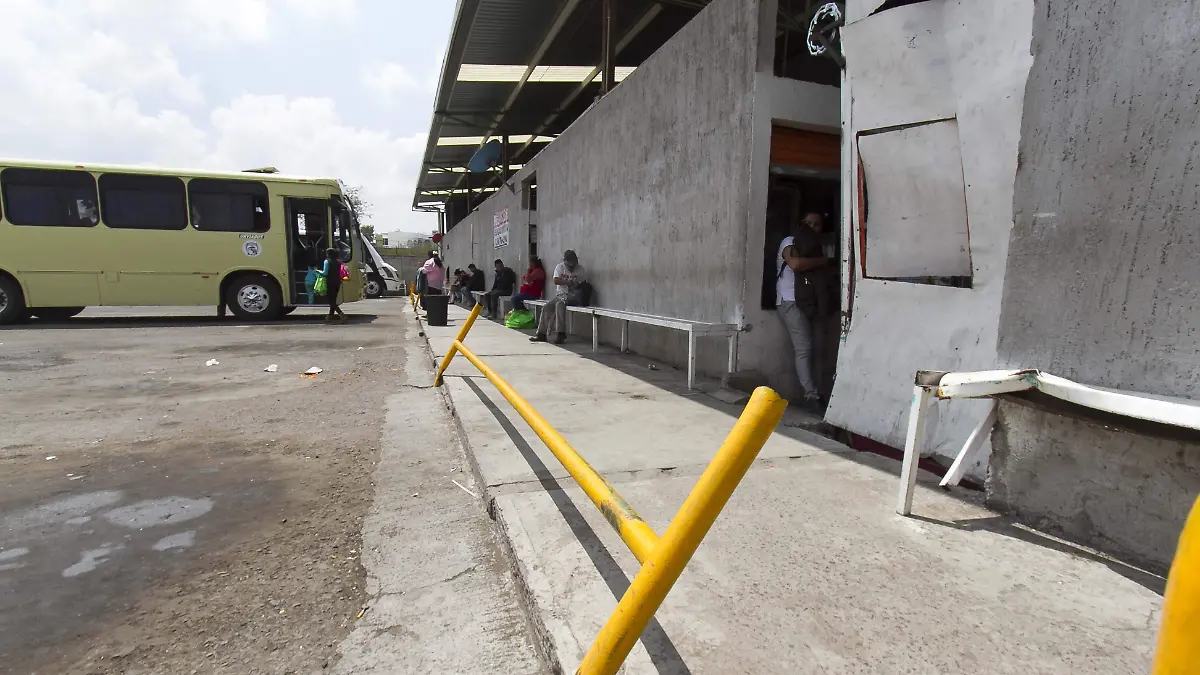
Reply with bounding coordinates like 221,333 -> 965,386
283,0 -> 360,23
0,0 -> 436,232
362,62 -> 427,102
203,95 -> 427,227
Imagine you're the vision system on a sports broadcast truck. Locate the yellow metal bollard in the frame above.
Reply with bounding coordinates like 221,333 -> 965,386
433,302 -> 484,387
1153,495 -> 1200,674
454,340 -> 662,563
576,387 -> 787,675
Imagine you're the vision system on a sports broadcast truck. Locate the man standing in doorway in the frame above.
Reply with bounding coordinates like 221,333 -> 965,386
483,258 -> 517,319
531,249 -> 586,345
777,211 -> 827,413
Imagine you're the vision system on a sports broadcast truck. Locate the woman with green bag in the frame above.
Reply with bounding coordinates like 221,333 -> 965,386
317,248 -> 347,322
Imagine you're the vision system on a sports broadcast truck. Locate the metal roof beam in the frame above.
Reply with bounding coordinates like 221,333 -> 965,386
412,0 -> 483,209
508,2 -> 664,164
450,0 -> 585,193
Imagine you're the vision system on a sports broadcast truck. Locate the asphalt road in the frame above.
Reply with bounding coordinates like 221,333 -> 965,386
0,302 -> 400,674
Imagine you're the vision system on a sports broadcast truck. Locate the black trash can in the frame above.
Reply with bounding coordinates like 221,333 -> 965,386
423,293 -> 450,326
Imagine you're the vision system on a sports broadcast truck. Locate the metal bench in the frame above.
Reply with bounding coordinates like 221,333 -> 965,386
471,290 -> 513,318
526,300 -> 737,390
577,307 -> 737,390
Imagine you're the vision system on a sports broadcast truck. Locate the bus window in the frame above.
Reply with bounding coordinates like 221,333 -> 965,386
0,168 -> 99,227
188,179 -> 270,232
98,173 -> 187,230
332,204 -> 353,263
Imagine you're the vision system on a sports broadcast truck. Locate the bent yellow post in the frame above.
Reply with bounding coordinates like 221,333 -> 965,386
1153,495 -> 1200,674
576,387 -> 786,675
454,340 -> 661,563
433,302 -> 483,387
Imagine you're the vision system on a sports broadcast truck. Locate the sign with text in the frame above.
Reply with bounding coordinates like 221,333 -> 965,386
493,208 -> 510,248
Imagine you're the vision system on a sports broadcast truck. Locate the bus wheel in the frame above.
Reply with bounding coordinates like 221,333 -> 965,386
226,275 -> 282,321
0,276 -> 29,325
31,307 -> 86,321
365,274 -> 384,299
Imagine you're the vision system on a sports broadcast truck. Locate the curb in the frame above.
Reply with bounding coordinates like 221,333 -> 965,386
408,305 -> 566,675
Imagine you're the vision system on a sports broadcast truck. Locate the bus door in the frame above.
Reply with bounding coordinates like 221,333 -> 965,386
284,198 -> 328,304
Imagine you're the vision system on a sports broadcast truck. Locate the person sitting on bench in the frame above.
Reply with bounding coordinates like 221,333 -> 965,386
483,259 -> 517,319
467,264 -> 487,301
531,249 -> 586,344
449,268 -> 470,304
511,256 -> 545,311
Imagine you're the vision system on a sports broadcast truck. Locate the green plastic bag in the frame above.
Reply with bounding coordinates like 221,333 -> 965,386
504,309 -> 535,329
314,276 -> 328,295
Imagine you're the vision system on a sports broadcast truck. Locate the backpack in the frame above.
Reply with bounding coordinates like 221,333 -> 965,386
339,262 -> 350,280
566,281 -> 593,307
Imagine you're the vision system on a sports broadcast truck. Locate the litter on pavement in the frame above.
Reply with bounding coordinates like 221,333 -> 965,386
264,364 -> 279,373
205,359 -> 220,367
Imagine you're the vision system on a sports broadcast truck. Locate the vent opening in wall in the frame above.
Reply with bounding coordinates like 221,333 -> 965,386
777,0 -> 843,83
857,118 -> 973,288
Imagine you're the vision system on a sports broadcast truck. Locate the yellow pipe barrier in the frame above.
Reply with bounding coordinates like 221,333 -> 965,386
434,302 -> 483,387
452,339 -> 661,564
431,303 -> 786,672
1153,495 -> 1200,674
576,387 -> 786,675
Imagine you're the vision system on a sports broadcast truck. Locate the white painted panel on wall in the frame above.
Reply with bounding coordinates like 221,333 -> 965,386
827,279 -> 995,472
842,0 -> 954,131
859,119 -> 971,277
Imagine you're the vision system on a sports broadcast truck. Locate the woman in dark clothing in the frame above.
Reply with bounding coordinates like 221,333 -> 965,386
320,248 -> 347,322
510,256 -> 546,311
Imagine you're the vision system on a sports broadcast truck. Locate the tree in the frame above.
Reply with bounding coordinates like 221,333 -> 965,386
343,184 -> 373,225
359,224 -> 376,244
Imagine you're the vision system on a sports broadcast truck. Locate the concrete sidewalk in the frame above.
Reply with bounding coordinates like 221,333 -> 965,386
421,303 -> 1163,674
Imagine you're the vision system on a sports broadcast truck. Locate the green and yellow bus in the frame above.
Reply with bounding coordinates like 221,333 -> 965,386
0,159 -> 364,324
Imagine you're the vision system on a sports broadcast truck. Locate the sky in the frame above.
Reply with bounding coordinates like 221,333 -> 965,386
0,0 -> 455,237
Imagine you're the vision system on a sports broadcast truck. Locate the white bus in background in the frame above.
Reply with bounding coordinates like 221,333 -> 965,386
360,238 -> 402,298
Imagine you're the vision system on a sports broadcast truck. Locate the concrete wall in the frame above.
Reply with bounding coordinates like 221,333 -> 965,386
989,0 -> 1200,567
445,0 -> 770,378
382,255 -> 427,281
989,401 -> 1200,573
825,0 -> 1034,471
441,172 -> 534,284
443,0 -> 847,390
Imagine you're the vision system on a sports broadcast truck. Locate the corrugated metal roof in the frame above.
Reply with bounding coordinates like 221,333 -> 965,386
412,0 -> 709,220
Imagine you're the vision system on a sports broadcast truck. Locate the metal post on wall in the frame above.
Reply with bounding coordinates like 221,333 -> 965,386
600,0 -> 615,95
502,134 -> 510,184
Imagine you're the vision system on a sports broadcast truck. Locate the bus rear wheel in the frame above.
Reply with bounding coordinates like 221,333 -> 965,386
0,277 -> 29,326
31,307 -> 86,321
226,274 -> 282,321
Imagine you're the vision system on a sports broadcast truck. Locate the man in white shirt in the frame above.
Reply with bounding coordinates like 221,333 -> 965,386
777,212 -> 828,413
530,249 -> 586,344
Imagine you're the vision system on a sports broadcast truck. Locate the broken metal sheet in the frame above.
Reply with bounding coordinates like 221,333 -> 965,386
844,0 -> 890,25
858,120 -> 972,278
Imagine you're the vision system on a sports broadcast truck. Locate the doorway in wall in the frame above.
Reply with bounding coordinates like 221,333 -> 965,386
761,125 -> 842,403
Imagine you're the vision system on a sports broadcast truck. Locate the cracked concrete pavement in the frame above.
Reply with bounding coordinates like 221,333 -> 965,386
330,318 -> 546,675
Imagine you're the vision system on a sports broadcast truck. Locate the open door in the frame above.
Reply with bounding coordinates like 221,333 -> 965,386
284,198 -> 329,305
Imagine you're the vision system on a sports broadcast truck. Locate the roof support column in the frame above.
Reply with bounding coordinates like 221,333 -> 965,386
601,0 -> 615,95
502,134 -> 510,183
